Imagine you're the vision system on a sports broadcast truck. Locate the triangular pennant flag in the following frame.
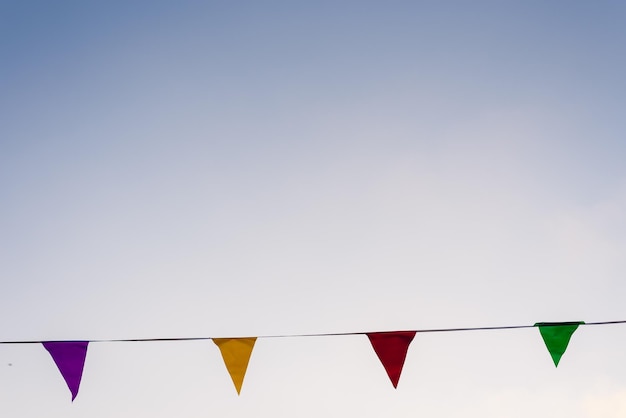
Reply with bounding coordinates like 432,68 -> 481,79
42,341 -> 89,401
535,322 -> 584,367
367,331 -> 416,388
213,337 -> 257,395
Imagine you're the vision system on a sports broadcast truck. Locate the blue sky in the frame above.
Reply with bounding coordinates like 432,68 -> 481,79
2,2 -> 626,417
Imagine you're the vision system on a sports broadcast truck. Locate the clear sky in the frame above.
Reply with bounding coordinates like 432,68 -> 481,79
2,1 -> 626,417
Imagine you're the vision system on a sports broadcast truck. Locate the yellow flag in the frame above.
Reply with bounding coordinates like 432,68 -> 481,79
213,338 -> 257,394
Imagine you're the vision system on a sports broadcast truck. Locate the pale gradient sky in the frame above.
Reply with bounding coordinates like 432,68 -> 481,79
2,2 -> 626,417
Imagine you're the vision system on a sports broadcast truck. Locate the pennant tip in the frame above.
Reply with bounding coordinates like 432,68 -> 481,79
71,387 -> 81,401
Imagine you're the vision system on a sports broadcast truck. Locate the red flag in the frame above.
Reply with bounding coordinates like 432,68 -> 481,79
367,331 -> 416,388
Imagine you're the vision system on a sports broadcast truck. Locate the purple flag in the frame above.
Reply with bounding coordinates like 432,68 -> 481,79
42,341 -> 89,401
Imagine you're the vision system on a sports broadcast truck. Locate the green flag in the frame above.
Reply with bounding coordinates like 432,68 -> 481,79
535,321 -> 584,367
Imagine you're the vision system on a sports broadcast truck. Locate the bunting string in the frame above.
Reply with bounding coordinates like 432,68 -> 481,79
1,319 -> 625,344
